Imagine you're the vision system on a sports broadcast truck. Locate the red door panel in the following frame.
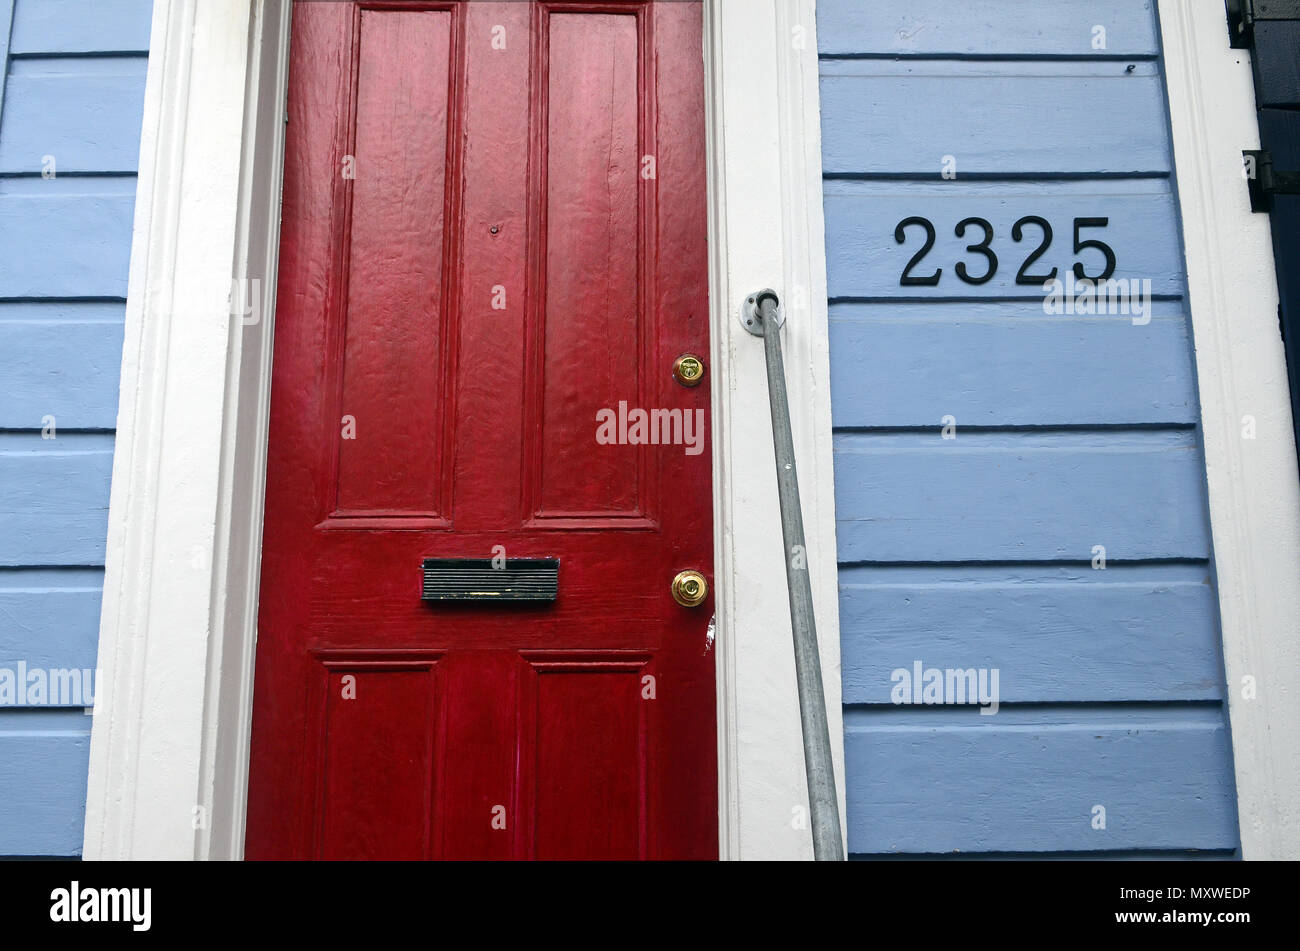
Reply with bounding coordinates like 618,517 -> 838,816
247,0 -> 716,861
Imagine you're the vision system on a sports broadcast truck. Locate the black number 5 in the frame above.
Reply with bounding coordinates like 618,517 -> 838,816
1072,217 -> 1116,281
895,216 -> 941,286
954,217 -> 997,285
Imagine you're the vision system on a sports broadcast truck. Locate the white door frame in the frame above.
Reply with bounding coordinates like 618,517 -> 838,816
83,0 -> 845,861
1158,0 -> 1300,859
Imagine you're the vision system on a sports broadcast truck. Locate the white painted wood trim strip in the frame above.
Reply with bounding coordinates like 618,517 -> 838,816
1159,0 -> 1300,859
705,0 -> 846,860
84,0 -> 290,860
198,0 -> 293,862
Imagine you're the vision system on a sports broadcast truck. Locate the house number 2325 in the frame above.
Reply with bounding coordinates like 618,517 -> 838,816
893,216 -> 1117,287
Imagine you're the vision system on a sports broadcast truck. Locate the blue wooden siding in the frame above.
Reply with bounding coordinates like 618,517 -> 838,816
0,0 -> 151,857
818,0 -> 1240,857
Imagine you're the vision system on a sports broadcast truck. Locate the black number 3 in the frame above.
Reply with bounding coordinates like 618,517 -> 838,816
895,216 -> 941,286
954,217 -> 997,285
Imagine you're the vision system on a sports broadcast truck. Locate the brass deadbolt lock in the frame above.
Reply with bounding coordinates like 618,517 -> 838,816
672,353 -> 705,387
671,569 -> 709,607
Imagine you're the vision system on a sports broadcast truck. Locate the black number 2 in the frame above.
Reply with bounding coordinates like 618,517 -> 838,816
954,217 -> 997,285
1011,215 -> 1057,285
895,216 -> 941,286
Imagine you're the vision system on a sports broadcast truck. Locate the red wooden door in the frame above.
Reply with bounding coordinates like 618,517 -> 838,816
246,0 -> 715,860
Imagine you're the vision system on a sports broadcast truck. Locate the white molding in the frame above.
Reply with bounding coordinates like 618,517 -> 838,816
199,0 -> 292,862
1159,0 -> 1300,859
85,0 -> 844,861
84,0 -> 290,860
704,0 -> 846,860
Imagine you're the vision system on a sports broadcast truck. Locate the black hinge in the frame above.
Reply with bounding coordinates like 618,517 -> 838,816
1244,150 -> 1300,211
1228,0 -> 1300,48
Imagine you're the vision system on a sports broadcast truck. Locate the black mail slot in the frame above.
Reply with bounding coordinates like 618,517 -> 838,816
420,558 -> 559,602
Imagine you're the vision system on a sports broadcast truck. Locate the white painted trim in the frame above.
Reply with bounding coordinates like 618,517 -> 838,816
1159,0 -> 1300,859
704,0 -> 845,860
85,0 -> 844,861
84,0 -> 291,860
199,0 -> 293,862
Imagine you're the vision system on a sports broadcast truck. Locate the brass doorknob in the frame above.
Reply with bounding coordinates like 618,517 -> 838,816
671,569 -> 708,607
672,353 -> 705,387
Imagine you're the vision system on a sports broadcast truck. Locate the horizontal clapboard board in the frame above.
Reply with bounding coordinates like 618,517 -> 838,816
0,711 -> 92,856
0,435 -> 114,567
833,430 -> 1211,563
838,564 -> 1223,704
0,569 -> 103,671
8,0 -> 153,55
829,301 -> 1196,427
0,178 -> 136,299
0,57 -> 150,174
819,60 -> 1169,176
816,0 -> 1159,58
843,704 -> 1237,855
0,304 -> 126,430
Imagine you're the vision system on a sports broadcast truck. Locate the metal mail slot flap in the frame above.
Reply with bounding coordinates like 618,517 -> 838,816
421,558 -> 559,602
